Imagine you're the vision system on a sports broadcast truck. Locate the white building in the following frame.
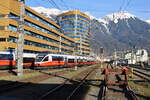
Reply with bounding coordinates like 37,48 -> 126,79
136,49 -> 149,63
125,49 -> 148,64
125,52 -> 136,64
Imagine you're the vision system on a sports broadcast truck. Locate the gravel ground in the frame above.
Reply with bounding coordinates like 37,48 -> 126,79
1,64 -> 149,100
83,67 -> 103,100
0,65 -> 94,100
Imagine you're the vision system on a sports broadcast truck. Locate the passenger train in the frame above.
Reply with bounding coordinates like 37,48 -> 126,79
0,51 -> 96,69
34,53 -> 96,69
0,51 -> 36,69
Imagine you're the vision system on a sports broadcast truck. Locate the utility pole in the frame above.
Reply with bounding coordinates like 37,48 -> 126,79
57,17 -> 62,54
17,0 -> 25,76
80,34 -> 82,55
59,35 -> 62,53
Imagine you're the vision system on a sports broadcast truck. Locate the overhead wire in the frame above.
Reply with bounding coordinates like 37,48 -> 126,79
48,0 -> 61,10
123,0 -> 132,11
59,0 -> 70,10
118,0 -> 126,12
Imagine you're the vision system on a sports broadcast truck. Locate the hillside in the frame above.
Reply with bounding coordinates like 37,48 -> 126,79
31,7 -> 150,55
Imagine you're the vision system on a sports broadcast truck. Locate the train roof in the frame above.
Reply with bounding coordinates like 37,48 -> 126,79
23,53 -> 37,58
0,51 -> 14,55
0,51 -> 37,58
37,53 -> 96,60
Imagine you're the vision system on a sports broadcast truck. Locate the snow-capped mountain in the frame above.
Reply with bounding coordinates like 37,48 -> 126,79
146,19 -> 150,23
31,6 -> 97,20
90,12 -> 150,55
102,11 -> 135,23
31,6 -> 67,21
30,6 -> 150,55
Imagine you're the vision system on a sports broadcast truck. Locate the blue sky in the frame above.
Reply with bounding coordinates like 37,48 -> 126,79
25,0 -> 150,20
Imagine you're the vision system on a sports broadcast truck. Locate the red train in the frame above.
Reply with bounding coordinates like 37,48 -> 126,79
0,51 -> 96,69
34,53 -> 96,69
0,51 -> 36,69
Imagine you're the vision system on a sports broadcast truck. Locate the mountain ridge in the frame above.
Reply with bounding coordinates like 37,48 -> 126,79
31,6 -> 150,55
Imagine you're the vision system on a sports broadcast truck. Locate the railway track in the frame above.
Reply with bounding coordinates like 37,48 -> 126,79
0,69 -> 71,93
100,67 -> 139,100
128,65 -> 150,71
126,66 -> 150,82
38,67 -> 96,100
133,69 -> 150,82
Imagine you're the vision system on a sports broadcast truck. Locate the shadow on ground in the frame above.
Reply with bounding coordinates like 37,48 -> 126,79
0,70 -> 95,100
0,71 -> 150,100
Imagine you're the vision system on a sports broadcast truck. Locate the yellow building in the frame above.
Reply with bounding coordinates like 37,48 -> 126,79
0,0 -> 74,54
57,10 -> 90,56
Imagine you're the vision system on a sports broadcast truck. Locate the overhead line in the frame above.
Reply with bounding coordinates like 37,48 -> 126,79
123,0 -> 132,11
49,0 -> 61,10
59,0 -> 69,10
118,0 -> 125,12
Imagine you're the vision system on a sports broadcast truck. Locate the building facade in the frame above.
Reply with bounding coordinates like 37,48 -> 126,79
57,11 -> 90,56
0,0 -> 74,54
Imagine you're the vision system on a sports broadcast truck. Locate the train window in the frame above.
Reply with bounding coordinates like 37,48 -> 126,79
77,59 -> 80,63
23,58 -> 34,63
58,56 -> 64,61
0,54 -> 13,60
52,56 -> 57,61
68,59 -> 74,63
43,57 -> 48,61
35,56 -> 45,62
52,56 -> 64,61
0,38 -> 6,41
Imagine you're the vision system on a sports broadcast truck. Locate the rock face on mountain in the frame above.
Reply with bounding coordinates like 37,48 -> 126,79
90,12 -> 150,55
31,7 -> 150,55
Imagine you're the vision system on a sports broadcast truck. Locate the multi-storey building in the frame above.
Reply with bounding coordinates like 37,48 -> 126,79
57,10 -> 90,56
0,0 -> 74,54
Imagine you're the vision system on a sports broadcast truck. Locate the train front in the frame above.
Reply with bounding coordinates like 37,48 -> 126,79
34,53 -> 47,68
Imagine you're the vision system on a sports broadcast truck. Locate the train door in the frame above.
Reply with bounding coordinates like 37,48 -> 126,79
75,56 -> 77,65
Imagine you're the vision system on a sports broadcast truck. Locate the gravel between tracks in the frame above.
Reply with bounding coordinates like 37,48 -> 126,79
0,65 -> 95,100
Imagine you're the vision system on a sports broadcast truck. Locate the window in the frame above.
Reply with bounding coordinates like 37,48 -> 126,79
0,26 -> 5,30
77,59 -> 81,63
24,20 -> 59,37
0,54 -> 13,60
62,15 -> 89,22
23,58 -> 35,63
68,59 -> 74,63
25,10 -> 60,32
8,25 -> 59,45
0,38 -> 6,42
8,36 -> 59,50
8,13 -> 19,21
8,25 -> 17,32
52,56 -> 64,61
43,57 -> 49,61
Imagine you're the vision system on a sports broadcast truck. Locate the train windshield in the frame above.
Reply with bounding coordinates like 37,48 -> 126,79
35,53 -> 47,62
35,56 -> 45,62
0,54 -> 13,60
